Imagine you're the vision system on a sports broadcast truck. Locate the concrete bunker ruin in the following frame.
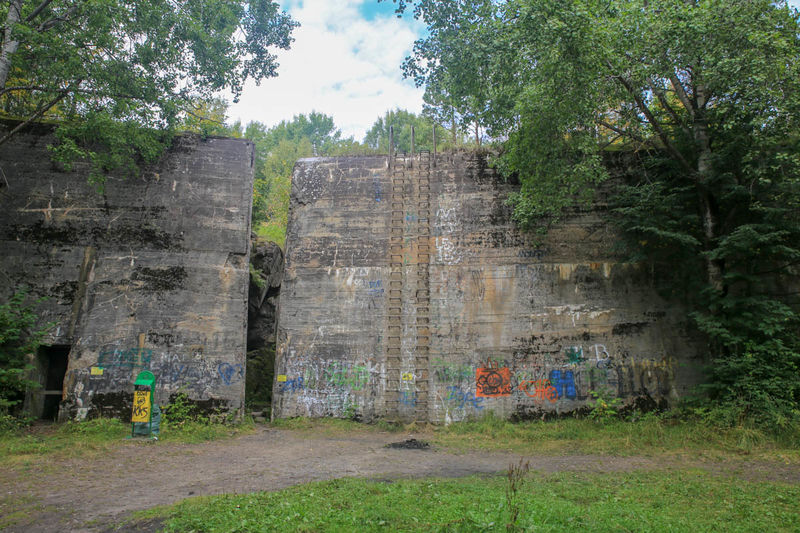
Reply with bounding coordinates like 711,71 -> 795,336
272,150 -> 705,423
2,122 -> 704,424
0,123 -> 255,421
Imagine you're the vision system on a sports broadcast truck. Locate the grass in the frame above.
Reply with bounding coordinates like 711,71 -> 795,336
254,221 -> 286,248
0,417 -> 256,467
0,494 -> 51,530
267,413 -> 800,463
135,470 -> 800,532
434,413 -> 800,462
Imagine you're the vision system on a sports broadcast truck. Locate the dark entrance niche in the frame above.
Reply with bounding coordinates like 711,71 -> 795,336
35,344 -> 71,420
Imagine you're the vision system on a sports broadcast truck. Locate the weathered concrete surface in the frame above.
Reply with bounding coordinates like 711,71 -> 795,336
273,151 -> 704,422
0,124 -> 254,419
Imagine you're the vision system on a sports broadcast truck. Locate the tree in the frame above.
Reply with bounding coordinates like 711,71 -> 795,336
180,97 -> 243,138
395,0 -> 800,425
388,0 -> 514,144
0,288 -> 49,417
364,108 -> 449,153
0,0 -> 297,181
247,112 -> 365,245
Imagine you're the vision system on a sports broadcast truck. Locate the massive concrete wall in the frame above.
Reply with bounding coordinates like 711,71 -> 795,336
273,151 -> 704,422
0,124 -> 254,420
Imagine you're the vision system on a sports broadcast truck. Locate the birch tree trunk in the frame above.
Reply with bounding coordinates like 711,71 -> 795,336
693,82 -> 725,293
0,0 -> 23,92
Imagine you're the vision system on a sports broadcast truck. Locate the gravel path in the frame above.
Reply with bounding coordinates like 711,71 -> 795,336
2,426 -> 798,532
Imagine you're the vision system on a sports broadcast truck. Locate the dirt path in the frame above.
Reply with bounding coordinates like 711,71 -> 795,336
2,426 -> 799,532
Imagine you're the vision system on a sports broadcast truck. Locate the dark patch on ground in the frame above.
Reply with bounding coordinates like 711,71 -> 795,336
386,438 -> 430,450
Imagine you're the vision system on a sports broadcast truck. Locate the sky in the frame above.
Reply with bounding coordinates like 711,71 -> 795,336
227,0 -> 425,141
228,0 -> 800,142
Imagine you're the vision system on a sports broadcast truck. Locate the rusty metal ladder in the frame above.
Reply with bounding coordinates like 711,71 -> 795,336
413,149 -> 432,421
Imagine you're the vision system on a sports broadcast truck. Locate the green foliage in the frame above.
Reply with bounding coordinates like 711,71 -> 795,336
398,0 -> 800,424
587,389 -> 623,424
0,288 -> 49,416
0,0 -> 297,180
245,346 -> 274,411
363,108 -> 450,153
248,263 -> 266,290
246,113 -> 369,243
179,97 -> 242,138
162,391 -> 209,429
141,470 -> 800,532
159,391 -> 255,442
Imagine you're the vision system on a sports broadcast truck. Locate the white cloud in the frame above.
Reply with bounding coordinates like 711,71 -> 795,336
229,0 -> 800,140
227,0 -> 425,141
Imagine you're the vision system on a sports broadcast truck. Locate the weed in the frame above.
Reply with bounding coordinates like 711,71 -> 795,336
162,391 -> 212,428
505,458 -> 530,531
588,388 -> 624,423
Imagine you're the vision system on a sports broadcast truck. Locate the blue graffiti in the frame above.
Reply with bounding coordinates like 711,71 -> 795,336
373,176 -> 382,202
549,369 -> 577,400
367,280 -> 384,296
446,386 -> 484,410
400,391 -> 417,406
281,376 -> 305,392
217,363 -> 244,385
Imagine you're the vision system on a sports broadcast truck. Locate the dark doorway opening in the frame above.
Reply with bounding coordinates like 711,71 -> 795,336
36,344 -> 70,420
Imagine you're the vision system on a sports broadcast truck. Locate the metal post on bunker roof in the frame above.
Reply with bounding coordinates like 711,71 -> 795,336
432,123 -> 437,168
389,125 -> 394,168
410,125 -> 415,170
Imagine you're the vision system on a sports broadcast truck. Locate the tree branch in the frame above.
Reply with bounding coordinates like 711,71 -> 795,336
597,119 -> 650,146
669,73 -> 695,118
612,73 -> 696,175
24,0 -> 54,23
0,83 -> 158,102
0,90 -> 68,147
649,79 -> 692,138
37,5 -> 78,33
185,107 -> 225,125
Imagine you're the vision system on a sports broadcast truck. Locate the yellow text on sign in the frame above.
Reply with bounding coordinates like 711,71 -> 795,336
131,390 -> 151,423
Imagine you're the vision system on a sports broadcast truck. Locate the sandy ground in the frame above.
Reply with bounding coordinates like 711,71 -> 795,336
2,425 -> 798,532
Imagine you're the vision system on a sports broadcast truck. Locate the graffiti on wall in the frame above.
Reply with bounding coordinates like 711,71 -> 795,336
217,363 -> 244,386
475,359 -> 512,397
518,379 -> 558,402
427,346 -> 676,422
98,347 -> 153,368
274,354 -> 383,418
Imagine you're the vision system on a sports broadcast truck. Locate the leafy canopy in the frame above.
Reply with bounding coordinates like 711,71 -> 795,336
247,112 -> 370,246
0,0 -> 297,181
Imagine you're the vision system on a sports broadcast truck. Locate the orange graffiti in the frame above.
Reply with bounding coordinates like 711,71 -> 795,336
476,359 -> 512,397
519,379 -> 558,403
